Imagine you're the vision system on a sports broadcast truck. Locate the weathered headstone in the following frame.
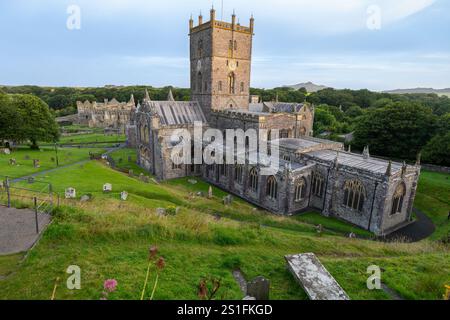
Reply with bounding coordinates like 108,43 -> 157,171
128,169 -> 134,177
33,159 -> 40,168
196,191 -> 204,197
27,177 -> 35,184
9,158 -> 16,166
128,155 -> 132,162
103,183 -> 112,192
223,195 -> 233,205
101,154 -> 108,160
246,276 -> 270,300
80,194 -> 91,202
120,191 -> 128,201
188,179 -> 198,185
3,148 -> 10,155
139,173 -> 145,181
143,176 -> 150,183
65,188 -> 76,199
156,208 -> 166,216
208,186 -> 213,199
285,253 -> 350,300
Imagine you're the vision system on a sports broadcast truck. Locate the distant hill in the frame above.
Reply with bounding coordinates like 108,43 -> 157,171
384,87 -> 450,97
284,82 -> 329,93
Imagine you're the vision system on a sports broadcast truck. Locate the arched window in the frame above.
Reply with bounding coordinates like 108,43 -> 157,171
249,168 -> 258,192
267,130 -> 272,141
197,72 -> 203,93
294,178 -> 307,202
240,82 -> 245,92
220,160 -> 227,177
266,176 -> 278,200
235,165 -> 243,184
343,180 -> 365,211
311,172 -> 324,198
228,73 -> 235,94
391,183 -> 406,215
280,129 -> 289,139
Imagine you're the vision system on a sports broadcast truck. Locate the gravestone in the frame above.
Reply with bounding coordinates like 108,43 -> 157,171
33,159 -> 40,168
128,169 -> 134,177
143,176 -> 150,183
156,208 -> 166,216
223,195 -> 233,206
128,155 -> 132,162
196,191 -> 204,197
3,148 -> 10,155
103,183 -> 112,192
27,177 -> 35,184
139,173 -> 145,181
80,195 -> 91,202
24,155 -> 30,160
9,158 -> 16,166
120,191 -> 128,201
285,253 -> 350,300
208,186 -> 213,199
188,179 -> 197,185
65,188 -> 76,199
246,276 -> 270,300
101,154 -> 108,160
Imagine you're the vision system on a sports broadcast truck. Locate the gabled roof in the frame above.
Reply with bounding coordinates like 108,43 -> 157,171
249,102 -> 309,113
143,100 -> 207,126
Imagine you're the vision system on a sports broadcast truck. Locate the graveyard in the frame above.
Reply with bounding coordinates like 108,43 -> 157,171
0,130 -> 449,300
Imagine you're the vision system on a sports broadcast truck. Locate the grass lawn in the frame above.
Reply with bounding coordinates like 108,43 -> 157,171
0,146 -> 105,179
292,212 -> 373,238
415,170 -> 450,241
57,133 -> 126,145
108,148 -> 148,176
0,160 -> 448,300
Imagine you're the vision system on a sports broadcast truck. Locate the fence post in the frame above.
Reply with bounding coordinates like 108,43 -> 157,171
34,197 -> 39,234
49,183 -> 54,211
6,176 -> 11,208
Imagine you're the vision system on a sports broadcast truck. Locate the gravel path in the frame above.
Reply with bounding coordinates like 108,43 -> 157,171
0,206 -> 51,255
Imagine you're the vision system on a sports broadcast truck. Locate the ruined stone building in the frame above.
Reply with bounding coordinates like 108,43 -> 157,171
133,9 -> 421,236
76,95 -> 136,132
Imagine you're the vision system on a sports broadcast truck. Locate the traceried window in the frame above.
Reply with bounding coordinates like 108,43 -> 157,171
311,172 -> 324,198
249,168 -> 258,192
391,183 -> 406,215
343,180 -> 365,212
294,178 -> 307,202
228,72 -> 236,94
266,176 -> 278,200
234,165 -> 243,184
283,155 -> 291,162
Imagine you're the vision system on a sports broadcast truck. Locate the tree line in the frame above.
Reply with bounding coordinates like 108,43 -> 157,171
0,85 -> 449,166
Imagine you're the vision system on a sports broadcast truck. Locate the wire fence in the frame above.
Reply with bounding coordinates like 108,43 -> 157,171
0,175 -> 56,234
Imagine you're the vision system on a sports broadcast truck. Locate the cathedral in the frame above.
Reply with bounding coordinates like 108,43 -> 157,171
132,9 -> 421,236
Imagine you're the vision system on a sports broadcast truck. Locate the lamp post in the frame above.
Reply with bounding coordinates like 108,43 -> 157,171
54,142 -> 59,167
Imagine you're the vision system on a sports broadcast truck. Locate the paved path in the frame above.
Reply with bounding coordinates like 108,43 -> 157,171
0,206 -> 51,255
384,208 -> 436,242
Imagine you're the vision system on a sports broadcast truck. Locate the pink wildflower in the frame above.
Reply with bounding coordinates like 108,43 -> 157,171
104,279 -> 118,293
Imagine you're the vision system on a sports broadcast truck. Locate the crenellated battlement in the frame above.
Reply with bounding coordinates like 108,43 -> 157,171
189,8 -> 254,35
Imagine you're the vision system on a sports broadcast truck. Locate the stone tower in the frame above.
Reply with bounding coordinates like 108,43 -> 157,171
189,8 -> 254,120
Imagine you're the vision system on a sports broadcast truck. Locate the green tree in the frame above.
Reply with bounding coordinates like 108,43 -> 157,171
422,132 -> 450,166
353,102 -> 437,160
10,94 -> 60,149
313,106 -> 338,134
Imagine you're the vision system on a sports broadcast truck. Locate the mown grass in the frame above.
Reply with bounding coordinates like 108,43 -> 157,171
0,146 -> 105,178
0,161 -> 449,300
108,148 -> 148,176
415,170 -> 450,241
58,133 -> 126,145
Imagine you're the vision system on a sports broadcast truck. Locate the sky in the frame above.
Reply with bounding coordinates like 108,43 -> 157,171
0,0 -> 449,91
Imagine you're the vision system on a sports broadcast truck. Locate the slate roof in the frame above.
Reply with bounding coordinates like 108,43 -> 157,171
144,101 -> 207,126
249,102 -> 308,113
305,149 -> 404,174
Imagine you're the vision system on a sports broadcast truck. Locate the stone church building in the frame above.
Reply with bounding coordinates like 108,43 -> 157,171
76,96 -> 136,133
132,9 -> 421,236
